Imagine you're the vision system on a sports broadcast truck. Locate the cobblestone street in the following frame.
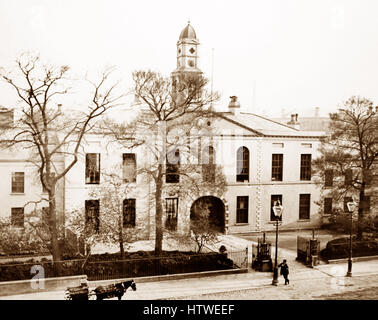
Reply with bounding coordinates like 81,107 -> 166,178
170,274 -> 378,300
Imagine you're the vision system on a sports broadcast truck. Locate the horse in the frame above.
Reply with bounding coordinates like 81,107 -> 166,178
65,280 -> 136,301
94,280 -> 137,300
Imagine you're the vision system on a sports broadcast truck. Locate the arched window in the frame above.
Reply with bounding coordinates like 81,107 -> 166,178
166,149 -> 180,183
202,146 -> 215,182
236,146 -> 249,182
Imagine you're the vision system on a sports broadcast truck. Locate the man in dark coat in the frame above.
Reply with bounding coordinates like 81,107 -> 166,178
278,259 -> 289,285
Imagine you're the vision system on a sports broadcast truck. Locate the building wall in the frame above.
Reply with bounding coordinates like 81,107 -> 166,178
64,134 -> 153,239
217,136 -> 322,234
62,126 -> 323,237
0,122 -> 323,238
0,147 -> 65,224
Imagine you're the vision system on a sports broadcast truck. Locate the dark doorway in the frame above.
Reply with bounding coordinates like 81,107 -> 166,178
190,196 -> 225,234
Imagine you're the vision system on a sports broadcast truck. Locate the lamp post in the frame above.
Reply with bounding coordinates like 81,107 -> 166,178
346,199 -> 357,277
272,200 -> 283,286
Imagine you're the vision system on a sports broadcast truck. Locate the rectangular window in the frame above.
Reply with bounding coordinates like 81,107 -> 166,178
85,153 -> 100,184
166,150 -> 180,183
299,194 -> 311,220
123,199 -> 136,227
11,172 -> 24,193
324,198 -> 332,215
202,164 -> 216,183
272,143 -> 284,148
271,154 -> 283,181
165,198 -> 178,231
270,195 -> 283,221
300,154 -> 312,181
85,200 -> 100,232
344,169 -> 352,186
301,143 -> 312,148
343,197 -> 353,213
202,146 -> 215,183
11,208 -> 24,227
123,153 -> 136,183
324,169 -> 334,187
236,196 -> 249,223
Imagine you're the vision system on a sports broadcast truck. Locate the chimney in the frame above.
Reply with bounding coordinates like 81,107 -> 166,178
287,113 -> 300,130
228,96 -> 240,115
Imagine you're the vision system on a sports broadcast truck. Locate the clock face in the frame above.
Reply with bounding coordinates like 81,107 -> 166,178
189,47 -> 195,54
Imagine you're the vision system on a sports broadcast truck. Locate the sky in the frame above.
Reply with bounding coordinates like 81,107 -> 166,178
1,0 -> 378,118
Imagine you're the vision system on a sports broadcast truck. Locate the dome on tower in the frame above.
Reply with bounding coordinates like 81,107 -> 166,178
179,23 -> 197,40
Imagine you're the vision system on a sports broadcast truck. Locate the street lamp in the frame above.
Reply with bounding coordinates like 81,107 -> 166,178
272,200 -> 283,286
346,199 -> 357,277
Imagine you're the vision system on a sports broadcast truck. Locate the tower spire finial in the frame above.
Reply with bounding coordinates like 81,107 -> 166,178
188,19 -> 190,25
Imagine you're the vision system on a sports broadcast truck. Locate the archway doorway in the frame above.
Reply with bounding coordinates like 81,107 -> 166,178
190,196 -> 225,234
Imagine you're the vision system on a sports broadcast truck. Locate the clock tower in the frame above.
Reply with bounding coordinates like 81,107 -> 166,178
171,22 -> 202,81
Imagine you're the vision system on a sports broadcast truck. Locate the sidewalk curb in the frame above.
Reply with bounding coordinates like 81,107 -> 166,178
89,268 -> 249,287
0,275 -> 87,297
326,255 -> 378,264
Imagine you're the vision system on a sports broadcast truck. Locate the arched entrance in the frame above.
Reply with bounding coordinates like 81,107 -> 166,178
190,196 -> 225,234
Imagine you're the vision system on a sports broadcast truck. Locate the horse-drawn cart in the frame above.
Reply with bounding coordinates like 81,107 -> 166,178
65,283 -> 90,300
65,280 -> 136,300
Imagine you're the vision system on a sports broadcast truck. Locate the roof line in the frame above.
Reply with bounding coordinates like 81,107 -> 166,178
217,112 -> 325,138
238,111 -> 300,131
216,113 -> 265,136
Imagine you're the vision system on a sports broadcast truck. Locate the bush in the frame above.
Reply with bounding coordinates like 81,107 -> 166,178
322,213 -> 378,235
321,237 -> 378,260
0,219 -> 49,256
0,250 -> 236,282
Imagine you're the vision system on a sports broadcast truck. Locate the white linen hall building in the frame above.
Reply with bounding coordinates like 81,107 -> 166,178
0,23 -> 325,238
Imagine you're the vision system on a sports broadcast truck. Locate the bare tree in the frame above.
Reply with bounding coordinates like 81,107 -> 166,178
102,70 -> 225,255
313,96 -> 378,239
0,53 -> 125,268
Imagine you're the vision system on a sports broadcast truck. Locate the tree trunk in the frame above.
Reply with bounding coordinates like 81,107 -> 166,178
357,184 -> 366,240
48,186 -> 62,276
155,163 -> 164,256
118,213 -> 125,260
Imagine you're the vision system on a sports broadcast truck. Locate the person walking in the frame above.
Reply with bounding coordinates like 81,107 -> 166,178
278,259 -> 289,285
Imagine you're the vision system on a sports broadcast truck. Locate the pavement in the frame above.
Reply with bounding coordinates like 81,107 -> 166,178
1,232 -> 377,300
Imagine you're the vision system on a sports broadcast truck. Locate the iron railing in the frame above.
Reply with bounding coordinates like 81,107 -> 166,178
0,249 -> 248,282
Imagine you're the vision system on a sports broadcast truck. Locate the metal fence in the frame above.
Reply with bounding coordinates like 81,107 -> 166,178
0,249 -> 248,282
0,259 -> 85,282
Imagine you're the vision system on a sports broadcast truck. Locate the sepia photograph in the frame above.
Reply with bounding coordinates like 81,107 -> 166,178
0,0 -> 377,314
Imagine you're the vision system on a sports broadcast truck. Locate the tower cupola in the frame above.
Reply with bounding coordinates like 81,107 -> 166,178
179,23 -> 197,40
171,22 -> 202,79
